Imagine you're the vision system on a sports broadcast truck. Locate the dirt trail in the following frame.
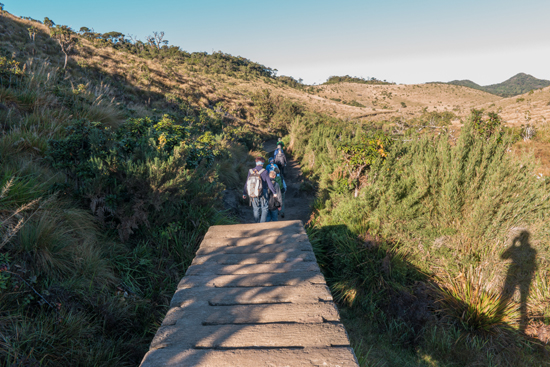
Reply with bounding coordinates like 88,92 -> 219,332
223,140 -> 315,225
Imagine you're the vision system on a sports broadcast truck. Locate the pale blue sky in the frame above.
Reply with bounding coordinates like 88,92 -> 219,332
8,0 -> 550,85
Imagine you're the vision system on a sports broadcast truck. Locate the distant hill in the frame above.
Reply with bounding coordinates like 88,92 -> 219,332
447,79 -> 483,91
483,73 -> 550,97
444,73 -> 550,97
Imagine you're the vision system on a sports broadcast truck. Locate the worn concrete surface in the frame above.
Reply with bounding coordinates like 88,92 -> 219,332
140,220 -> 359,367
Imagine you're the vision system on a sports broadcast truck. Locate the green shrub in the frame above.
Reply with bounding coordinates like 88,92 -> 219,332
47,118 -> 223,241
343,100 -> 365,108
290,110 -> 550,365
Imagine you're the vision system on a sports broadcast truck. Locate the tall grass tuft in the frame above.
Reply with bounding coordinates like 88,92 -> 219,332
433,270 -> 520,339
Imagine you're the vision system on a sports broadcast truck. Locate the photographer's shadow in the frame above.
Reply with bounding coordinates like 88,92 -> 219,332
498,230 -> 537,332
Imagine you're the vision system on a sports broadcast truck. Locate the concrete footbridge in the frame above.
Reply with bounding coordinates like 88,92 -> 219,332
140,220 -> 359,366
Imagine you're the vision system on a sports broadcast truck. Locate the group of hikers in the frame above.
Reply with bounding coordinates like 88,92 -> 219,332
242,140 -> 288,223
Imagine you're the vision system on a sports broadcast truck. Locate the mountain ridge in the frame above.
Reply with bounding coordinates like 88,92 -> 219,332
445,73 -> 550,97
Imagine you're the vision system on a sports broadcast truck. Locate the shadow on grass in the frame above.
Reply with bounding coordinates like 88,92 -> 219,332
499,230 -> 537,333
308,224 -> 548,366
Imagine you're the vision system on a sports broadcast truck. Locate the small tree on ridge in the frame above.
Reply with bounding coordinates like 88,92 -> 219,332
50,25 -> 77,69
43,17 -> 55,28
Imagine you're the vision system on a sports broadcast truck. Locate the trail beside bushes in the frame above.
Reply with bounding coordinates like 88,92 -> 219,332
223,140 -> 315,225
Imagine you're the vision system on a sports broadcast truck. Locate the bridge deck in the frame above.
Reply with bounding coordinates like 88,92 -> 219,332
140,220 -> 359,367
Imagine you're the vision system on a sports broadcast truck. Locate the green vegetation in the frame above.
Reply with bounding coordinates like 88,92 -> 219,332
250,89 -> 304,133
324,75 -> 395,86
288,110 -> 550,366
0,11 -> 269,366
445,79 -> 483,91
343,99 -> 365,108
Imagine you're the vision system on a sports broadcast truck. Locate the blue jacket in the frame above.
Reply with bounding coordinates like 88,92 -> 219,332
243,165 -> 276,196
266,163 -> 279,174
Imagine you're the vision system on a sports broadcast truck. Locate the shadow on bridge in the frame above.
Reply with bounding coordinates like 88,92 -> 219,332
140,221 -> 358,367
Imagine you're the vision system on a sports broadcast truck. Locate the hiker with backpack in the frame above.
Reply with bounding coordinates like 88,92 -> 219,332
266,171 -> 283,222
243,157 -> 278,223
266,160 -> 287,218
266,157 -> 280,175
274,144 -> 287,178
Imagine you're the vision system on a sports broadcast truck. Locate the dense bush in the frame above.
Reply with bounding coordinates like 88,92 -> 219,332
324,75 -> 394,85
289,111 -> 550,366
250,89 -> 304,132
48,117 -> 223,242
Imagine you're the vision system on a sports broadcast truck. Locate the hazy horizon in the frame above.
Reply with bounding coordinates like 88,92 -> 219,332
9,0 -> 550,85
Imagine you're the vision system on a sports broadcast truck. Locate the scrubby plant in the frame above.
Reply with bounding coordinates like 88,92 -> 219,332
250,89 -> 303,132
47,116 -> 224,242
470,108 -> 502,138
290,110 -> 550,365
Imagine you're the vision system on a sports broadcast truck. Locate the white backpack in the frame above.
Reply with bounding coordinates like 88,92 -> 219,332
246,169 -> 265,198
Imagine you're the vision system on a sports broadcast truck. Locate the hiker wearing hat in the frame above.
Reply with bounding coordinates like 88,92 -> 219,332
243,157 -> 277,223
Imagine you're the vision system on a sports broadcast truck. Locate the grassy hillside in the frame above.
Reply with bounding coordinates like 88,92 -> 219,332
312,81 -> 501,121
0,11 -> 281,366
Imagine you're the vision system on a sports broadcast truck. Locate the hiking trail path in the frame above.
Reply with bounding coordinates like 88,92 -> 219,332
139,142 -> 359,366
225,139 -> 314,225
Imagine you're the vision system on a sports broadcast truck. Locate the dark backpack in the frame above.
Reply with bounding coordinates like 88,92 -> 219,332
246,169 -> 265,198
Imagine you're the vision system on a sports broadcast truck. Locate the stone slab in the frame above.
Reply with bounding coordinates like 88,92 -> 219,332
191,250 -> 315,265
177,272 -> 326,289
198,233 -> 310,249
169,285 -> 334,308
151,323 -> 350,349
141,347 -> 359,367
202,303 -> 341,325
203,222 -> 306,239
206,220 -> 304,233
185,260 -> 320,276
196,241 -> 313,255
162,302 -> 340,326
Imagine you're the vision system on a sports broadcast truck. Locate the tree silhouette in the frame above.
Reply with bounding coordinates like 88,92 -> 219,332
147,31 -> 168,51
43,17 -> 55,28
